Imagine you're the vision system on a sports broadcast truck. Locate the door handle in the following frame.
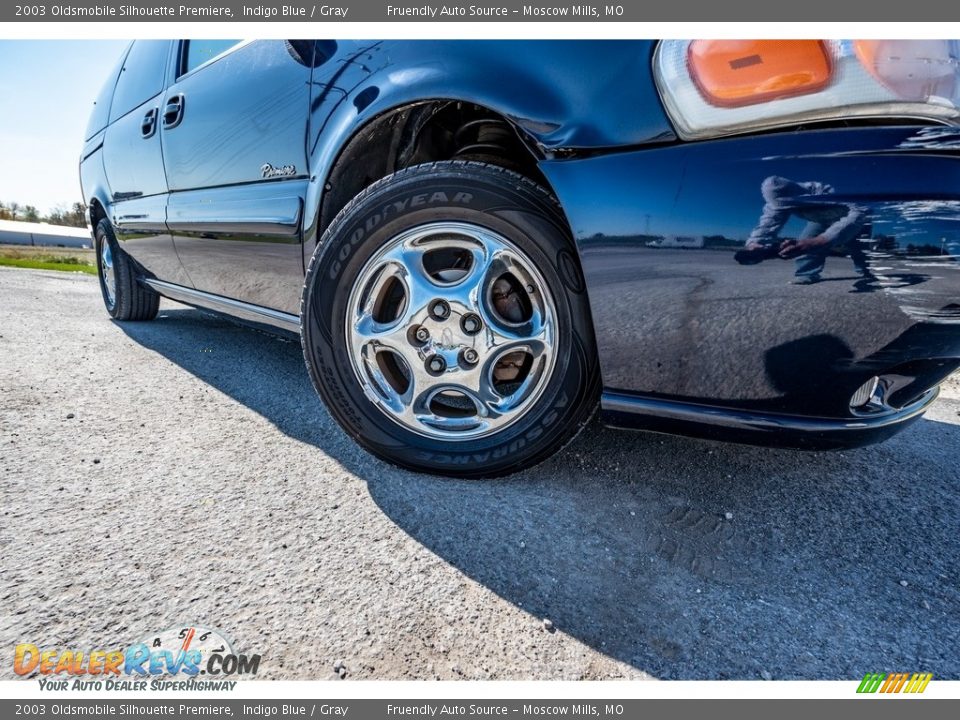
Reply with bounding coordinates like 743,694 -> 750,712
140,108 -> 157,138
162,94 -> 185,129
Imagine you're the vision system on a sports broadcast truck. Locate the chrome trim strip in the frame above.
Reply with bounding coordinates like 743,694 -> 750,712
142,278 -> 300,333
164,220 -> 300,235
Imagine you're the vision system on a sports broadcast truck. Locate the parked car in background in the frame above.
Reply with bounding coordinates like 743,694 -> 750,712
80,39 -> 960,477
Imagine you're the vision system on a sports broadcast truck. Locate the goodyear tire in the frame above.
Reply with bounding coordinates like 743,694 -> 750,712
301,161 -> 600,478
95,218 -> 159,321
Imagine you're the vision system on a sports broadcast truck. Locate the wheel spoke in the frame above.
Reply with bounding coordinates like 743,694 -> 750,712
484,308 -> 550,353
395,383 -> 433,425
376,245 -> 450,327
356,262 -> 403,315
492,337 -> 549,361
351,313 -> 428,384
463,376 -> 508,422
441,240 -> 507,308
352,315 -> 407,352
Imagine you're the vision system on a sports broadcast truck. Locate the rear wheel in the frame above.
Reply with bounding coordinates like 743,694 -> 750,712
95,218 -> 159,321
301,161 -> 600,477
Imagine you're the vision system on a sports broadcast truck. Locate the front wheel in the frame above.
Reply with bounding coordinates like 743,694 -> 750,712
95,218 -> 159,321
301,161 -> 600,477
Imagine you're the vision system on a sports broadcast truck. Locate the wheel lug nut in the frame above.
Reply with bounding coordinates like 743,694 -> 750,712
430,299 -> 450,320
427,356 -> 446,374
414,326 -> 430,343
461,313 -> 482,335
462,348 -> 479,366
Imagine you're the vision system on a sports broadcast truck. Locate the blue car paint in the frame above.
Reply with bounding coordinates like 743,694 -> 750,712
541,125 -> 960,441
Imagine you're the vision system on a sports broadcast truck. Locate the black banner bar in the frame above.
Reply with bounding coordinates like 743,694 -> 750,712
4,1 -> 960,22
2,700 -> 960,719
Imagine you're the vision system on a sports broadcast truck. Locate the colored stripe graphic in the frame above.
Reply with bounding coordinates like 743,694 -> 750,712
906,673 -> 933,693
857,672 -> 932,694
857,672 -> 885,693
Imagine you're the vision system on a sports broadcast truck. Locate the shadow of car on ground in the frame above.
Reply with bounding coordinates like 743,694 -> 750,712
118,307 -> 960,679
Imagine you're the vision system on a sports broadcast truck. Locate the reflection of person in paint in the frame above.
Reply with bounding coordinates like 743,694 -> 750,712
738,175 -> 871,284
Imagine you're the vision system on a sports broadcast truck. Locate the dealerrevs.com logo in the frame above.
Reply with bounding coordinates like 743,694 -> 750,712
13,625 -> 261,691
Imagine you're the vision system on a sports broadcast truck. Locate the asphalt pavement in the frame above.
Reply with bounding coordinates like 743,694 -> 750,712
1,266 -> 958,680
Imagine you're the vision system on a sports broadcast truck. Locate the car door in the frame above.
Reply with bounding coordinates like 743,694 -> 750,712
160,40 -> 313,314
101,40 -> 191,287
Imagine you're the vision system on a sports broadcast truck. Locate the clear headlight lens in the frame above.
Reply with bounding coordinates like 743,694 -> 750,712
655,40 -> 960,139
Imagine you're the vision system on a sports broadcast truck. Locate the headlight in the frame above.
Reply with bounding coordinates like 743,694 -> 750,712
655,39 -> 960,139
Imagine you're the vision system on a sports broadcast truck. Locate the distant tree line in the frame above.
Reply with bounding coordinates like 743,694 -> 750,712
0,200 -> 88,228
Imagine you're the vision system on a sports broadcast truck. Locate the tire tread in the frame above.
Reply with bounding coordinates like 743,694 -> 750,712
96,218 -> 160,322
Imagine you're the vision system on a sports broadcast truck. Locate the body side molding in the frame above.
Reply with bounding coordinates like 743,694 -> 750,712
142,278 -> 300,334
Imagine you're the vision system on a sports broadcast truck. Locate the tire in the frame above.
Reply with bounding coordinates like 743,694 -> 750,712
95,218 -> 160,321
301,161 -> 600,478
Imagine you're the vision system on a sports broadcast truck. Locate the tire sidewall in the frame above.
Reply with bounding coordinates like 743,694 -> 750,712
95,220 -> 120,318
303,164 -> 597,476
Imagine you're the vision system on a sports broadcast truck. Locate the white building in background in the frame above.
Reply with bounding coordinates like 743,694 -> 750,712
0,219 -> 91,248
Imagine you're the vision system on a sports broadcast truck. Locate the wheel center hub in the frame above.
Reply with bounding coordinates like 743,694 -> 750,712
419,305 -> 483,372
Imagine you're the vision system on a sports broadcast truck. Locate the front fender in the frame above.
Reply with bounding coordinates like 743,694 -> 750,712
302,40 -> 673,256
78,129 -> 110,233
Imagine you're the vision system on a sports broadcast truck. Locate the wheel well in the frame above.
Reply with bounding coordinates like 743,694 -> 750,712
319,101 -> 548,236
88,199 -> 107,229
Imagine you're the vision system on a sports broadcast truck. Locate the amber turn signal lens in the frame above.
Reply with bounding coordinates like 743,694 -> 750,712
688,40 -> 833,108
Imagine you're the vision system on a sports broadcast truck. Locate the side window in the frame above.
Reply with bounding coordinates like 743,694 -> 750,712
180,40 -> 241,77
109,40 -> 170,123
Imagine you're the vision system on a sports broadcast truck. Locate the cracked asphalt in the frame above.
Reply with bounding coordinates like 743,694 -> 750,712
1,266 -> 958,680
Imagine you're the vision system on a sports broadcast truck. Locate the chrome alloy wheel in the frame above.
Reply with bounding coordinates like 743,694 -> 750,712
345,221 -> 558,441
100,237 -> 117,309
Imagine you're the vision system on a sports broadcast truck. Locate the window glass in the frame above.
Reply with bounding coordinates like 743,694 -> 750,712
181,40 -> 241,76
109,40 -> 170,123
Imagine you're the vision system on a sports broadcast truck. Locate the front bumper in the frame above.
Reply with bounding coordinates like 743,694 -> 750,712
541,125 -> 960,445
